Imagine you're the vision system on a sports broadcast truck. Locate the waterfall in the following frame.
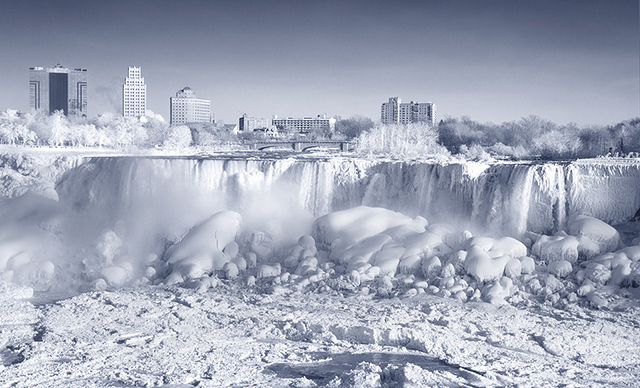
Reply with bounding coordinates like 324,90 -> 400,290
55,157 -> 640,237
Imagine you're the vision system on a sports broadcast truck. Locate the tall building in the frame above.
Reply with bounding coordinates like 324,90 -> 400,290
272,114 -> 336,133
239,113 -> 270,132
380,97 -> 400,125
381,97 -> 436,125
123,67 -> 146,117
170,87 -> 211,125
29,64 -> 87,116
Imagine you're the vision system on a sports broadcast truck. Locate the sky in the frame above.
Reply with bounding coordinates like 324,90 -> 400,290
0,0 -> 638,126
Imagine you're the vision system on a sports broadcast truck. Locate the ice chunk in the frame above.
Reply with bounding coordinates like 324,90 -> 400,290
336,234 -> 392,265
257,263 -> 281,279
14,260 -> 55,290
312,206 -> 424,245
585,263 -> 612,285
548,260 -> 572,278
569,215 -> 621,253
532,234 -> 579,263
520,256 -> 536,274
398,255 -> 421,275
421,256 -> 441,279
463,237 -> 525,282
504,258 -> 522,278
483,277 -> 513,304
381,223 -> 427,242
222,262 -> 239,279
464,246 -> 511,282
619,245 -> 640,262
297,235 -> 317,252
491,237 -> 528,259
166,211 -> 242,277
223,242 -> 239,259
403,232 -> 442,256
100,266 -> 129,288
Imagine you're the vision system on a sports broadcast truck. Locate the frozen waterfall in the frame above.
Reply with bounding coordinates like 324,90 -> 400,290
55,156 -> 640,237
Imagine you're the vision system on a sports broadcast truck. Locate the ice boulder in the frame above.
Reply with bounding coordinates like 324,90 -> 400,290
504,258 -> 522,278
569,215 -> 621,253
222,262 -> 239,279
297,235 -> 317,252
548,260 -> 572,278
532,233 -> 579,263
520,256 -> 536,274
483,277 -> 514,304
618,245 -> 640,262
100,265 -> 130,288
402,232 -> 443,257
398,254 -> 421,275
335,234 -> 392,265
462,237 -> 527,282
14,260 -> 55,291
444,230 -> 473,251
381,223 -> 427,243
239,230 -> 274,263
421,256 -> 442,279
257,263 -> 281,279
312,206 -> 426,247
464,245 -> 512,282
165,211 -> 242,282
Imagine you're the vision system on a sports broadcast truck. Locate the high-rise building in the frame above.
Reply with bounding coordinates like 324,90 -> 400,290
239,113 -> 270,132
380,97 -> 400,125
123,67 -> 146,117
170,87 -> 211,125
29,64 -> 87,116
272,114 -> 336,133
381,97 -> 436,125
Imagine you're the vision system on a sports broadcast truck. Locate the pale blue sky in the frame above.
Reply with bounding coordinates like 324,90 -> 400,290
0,0 -> 637,125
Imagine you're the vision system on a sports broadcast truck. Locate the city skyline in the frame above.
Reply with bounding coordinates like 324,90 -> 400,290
0,0 -> 638,126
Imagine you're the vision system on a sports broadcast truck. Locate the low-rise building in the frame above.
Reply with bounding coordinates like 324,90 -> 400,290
239,113 -> 270,132
272,114 -> 336,133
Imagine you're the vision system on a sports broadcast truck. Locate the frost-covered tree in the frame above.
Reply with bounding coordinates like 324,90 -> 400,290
356,122 -> 448,158
164,125 -> 193,149
48,111 -> 70,147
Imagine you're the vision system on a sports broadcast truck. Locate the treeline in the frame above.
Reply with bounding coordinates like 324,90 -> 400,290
437,115 -> 640,160
1,109 -> 638,160
0,110 -> 184,148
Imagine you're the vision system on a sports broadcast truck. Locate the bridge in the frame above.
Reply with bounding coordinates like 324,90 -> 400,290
250,141 -> 353,152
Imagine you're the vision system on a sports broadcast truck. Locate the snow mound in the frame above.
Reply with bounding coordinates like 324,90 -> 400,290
312,206 -> 427,248
569,215 -> 621,253
165,211 -> 242,284
463,237 -> 527,282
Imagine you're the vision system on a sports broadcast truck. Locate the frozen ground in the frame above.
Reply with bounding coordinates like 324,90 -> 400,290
1,148 -> 640,387
2,281 -> 640,387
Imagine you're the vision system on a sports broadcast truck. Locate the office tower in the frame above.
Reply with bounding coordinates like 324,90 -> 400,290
123,67 -> 146,117
170,87 -> 211,125
381,97 -> 436,125
29,64 -> 88,116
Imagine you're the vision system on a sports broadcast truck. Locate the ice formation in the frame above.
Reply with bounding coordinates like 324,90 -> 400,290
55,157 -> 640,236
0,155 -> 638,308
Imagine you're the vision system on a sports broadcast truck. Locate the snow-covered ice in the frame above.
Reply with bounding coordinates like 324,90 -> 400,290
1,151 -> 640,386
